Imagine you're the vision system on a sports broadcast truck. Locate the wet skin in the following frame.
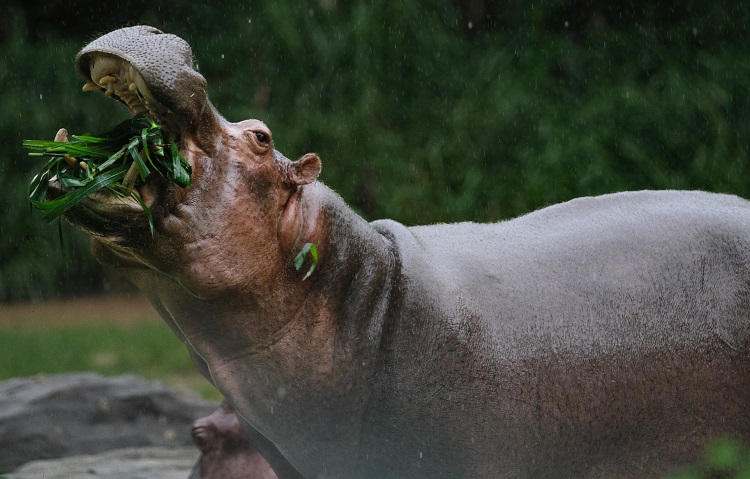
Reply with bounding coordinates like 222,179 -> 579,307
49,25 -> 750,478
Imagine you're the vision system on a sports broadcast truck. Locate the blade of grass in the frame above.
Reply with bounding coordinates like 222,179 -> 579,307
129,141 -> 150,181
31,164 -> 129,222
57,218 -> 70,267
294,242 -> 318,280
25,114 -> 190,237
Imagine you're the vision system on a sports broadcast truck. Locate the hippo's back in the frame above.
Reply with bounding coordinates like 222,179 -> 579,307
365,190 -> 750,478
375,189 -> 750,350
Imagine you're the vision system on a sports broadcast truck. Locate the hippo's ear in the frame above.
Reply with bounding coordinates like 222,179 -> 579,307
285,153 -> 322,186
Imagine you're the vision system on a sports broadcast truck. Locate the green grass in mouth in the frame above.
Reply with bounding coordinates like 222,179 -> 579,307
24,114 -> 192,235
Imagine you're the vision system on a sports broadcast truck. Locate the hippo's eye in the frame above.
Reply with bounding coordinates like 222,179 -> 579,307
254,131 -> 270,144
191,427 -> 212,452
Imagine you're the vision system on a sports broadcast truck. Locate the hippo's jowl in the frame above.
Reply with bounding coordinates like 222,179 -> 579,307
43,25 -> 750,478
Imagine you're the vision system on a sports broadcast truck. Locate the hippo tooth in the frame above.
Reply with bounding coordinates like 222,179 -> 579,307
134,74 -> 157,105
128,64 -> 138,81
54,128 -> 68,143
98,75 -> 118,86
86,54 -> 171,126
133,73 -> 169,121
82,81 -> 101,92
122,162 -> 140,191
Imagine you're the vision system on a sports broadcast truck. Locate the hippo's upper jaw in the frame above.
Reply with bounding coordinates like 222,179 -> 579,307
75,25 -> 218,135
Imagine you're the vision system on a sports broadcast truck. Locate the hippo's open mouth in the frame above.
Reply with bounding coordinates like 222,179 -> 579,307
46,25 -> 213,237
67,54 -> 175,221
43,66 -> 173,235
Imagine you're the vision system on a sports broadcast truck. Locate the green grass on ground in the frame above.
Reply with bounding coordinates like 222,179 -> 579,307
0,319 -> 222,401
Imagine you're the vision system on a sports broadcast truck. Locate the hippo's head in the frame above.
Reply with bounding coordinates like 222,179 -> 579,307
62,26 -> 322,295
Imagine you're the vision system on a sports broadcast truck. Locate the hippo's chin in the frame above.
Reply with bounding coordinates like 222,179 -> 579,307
48,177 -> 156,239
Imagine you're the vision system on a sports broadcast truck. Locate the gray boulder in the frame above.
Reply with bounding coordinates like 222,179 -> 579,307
0,373 -> 216,471
5,446 -> 197,479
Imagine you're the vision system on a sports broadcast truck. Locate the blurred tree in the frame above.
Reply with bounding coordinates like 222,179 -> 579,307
1,0 -> 749,300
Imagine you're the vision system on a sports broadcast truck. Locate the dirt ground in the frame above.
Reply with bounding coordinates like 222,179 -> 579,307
0,293 -> 159,325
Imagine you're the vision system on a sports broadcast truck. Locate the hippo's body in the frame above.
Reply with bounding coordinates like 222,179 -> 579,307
43,26 -> 750,478
210,186 -> 750,479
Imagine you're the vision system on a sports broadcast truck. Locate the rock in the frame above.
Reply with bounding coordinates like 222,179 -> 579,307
0,373 -> 216,472
4,446 -> 197,479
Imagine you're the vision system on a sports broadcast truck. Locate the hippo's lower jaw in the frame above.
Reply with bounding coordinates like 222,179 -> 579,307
46,114 -> 166,239
45,178 -> 158,241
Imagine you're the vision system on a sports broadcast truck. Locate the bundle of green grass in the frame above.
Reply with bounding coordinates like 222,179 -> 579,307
25,115 -> 191,233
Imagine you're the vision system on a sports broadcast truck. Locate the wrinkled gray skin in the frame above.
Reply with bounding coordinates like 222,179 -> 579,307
52,26 -> 750,478
188,401 -> 278,479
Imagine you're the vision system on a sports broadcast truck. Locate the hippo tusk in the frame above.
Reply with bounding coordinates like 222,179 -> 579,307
82,81 -> 101,92
122,161 -> 140,191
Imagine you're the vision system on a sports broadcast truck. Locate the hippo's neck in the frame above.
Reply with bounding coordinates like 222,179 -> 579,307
133,182 -> 399,466
209,182 -> 400,469
293,182 -> 399,358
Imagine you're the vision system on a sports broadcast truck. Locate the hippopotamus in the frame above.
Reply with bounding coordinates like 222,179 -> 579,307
43,25 -> 750,478
188,400 -> 278,479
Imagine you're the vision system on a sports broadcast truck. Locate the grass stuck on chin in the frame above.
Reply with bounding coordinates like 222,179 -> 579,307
24,114 -> 191,235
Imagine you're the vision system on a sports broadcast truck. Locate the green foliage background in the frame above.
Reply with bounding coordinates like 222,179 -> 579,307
1,0 -> 749,300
